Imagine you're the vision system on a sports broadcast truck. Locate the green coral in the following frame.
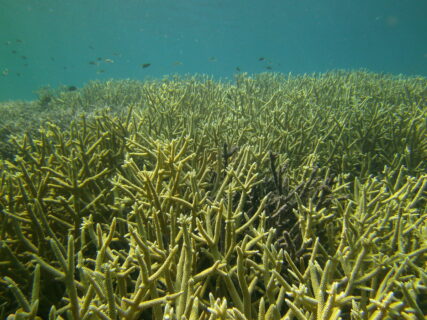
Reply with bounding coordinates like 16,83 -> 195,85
0,70 -> 426,319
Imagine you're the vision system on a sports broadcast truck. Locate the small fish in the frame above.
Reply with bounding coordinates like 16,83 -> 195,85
50,57 -> 55,61
89,61 -> 98,65
11,50 -> 17,54
96,69 -> 105,74
173,61 -> 183,66
16,39 -> 23,43
208,56 -> 217,62
258,57 -> 265,61
68,85 -> 77,91
2,68 -> 9,76
235,66 -> 241,72
141,63 -> 151,68
21,56 -> 27,60
265,66 -> 272,70
104,58 -> 114,63
96,57 -> 102,61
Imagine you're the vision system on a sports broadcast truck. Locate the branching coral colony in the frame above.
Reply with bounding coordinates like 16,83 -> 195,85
0,71 -> 426,320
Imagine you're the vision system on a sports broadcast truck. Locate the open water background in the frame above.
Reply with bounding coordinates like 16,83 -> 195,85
1,0 -> 426,100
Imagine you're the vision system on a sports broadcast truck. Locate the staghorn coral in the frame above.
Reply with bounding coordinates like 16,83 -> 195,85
0,70 -> 426,319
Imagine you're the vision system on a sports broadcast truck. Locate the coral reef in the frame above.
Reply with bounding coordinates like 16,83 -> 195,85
0,70 -> 426,319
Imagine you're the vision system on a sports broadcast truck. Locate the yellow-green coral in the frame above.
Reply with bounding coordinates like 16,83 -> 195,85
0,70 -> 426,319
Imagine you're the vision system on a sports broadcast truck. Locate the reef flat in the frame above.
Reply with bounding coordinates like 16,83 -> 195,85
0,70 -> 426,319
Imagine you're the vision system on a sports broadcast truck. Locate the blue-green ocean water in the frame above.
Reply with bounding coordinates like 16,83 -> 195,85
1,0 -> 426,101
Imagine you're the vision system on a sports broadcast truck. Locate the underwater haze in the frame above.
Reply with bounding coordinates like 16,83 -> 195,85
1,0 -> 427,101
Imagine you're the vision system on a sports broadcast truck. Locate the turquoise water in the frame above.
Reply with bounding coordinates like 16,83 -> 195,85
1,0 -> 426,101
